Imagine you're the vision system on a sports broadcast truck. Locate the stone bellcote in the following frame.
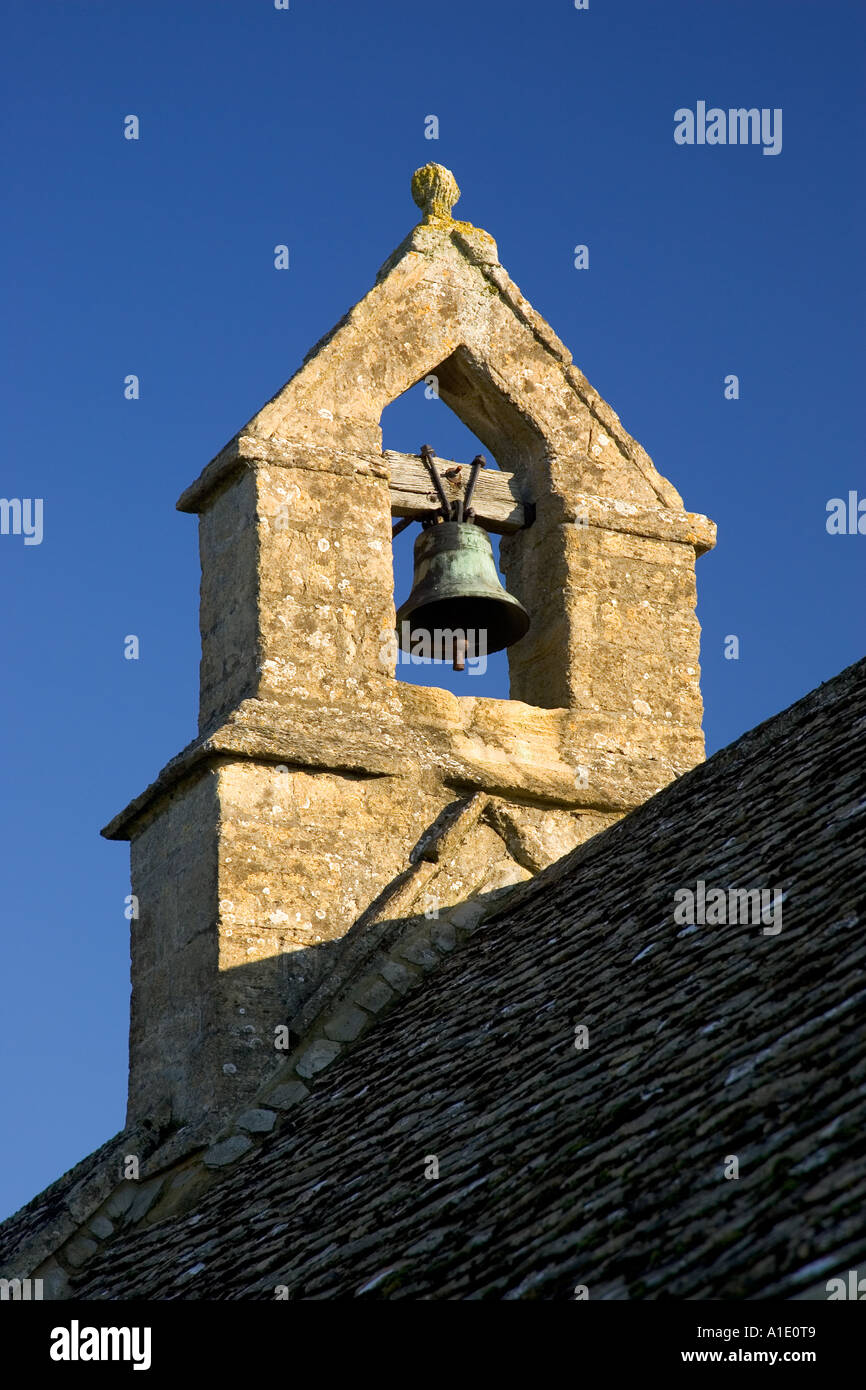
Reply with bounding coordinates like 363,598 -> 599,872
104,165 -> 716,1137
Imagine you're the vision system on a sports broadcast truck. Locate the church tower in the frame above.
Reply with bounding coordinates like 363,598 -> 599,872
103,164 -> 715,1136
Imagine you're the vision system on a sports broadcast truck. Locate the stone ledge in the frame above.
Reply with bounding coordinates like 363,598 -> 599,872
176,435 -> 390,514
563,494 -> 716,556
101,691 -> 703,843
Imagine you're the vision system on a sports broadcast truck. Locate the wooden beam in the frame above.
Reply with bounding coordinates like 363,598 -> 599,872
384,451 -> 528,535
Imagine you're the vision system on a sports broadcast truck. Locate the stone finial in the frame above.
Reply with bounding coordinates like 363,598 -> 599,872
411,163 -> 461,221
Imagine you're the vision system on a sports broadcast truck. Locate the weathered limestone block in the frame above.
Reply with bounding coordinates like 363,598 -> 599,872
484,800 -> 618,874
255,463 -> 396,703
215,761 -> 450,980
197,460 -> 396,731
126,773 -> 219,1128
198,472 -> 259,731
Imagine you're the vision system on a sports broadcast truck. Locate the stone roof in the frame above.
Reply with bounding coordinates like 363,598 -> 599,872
40,654 -> 862,1300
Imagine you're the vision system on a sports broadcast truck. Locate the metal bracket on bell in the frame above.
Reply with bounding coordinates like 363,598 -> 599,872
419,444 -> 452,522
461,454 -> 486,522
418,444 -> 488,527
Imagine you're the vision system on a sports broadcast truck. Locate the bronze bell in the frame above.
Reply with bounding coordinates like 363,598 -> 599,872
395,521 -> 530,670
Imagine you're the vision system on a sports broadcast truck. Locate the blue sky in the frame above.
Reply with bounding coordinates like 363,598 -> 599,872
1,0 -> 863,1222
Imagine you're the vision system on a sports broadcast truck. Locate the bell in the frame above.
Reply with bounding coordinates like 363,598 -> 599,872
395,521 -> 530,670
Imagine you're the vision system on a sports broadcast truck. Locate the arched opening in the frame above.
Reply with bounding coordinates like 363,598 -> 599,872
382,378 -> 513,699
